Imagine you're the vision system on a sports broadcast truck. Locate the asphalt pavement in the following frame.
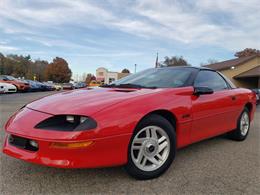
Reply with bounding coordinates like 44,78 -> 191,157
0,92 -> 259,194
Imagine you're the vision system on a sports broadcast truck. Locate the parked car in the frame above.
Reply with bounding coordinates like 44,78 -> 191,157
252,89 -> 259,105
32,81 -> 47,91
0,75 -> 29,92
62,83 -> 74,90
0,82 -> 17,93
53,84 -> 62,91
3,67 -> 256,180
42,82 -> 56,91
88,80 -> 102,87
74,82 -> 87,89
0,84 -> 5,94
25,80 -> 42,92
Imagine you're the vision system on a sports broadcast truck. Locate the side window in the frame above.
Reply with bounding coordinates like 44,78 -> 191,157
194,71 -> 228,91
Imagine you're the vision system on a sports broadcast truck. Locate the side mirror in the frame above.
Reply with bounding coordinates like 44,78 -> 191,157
194,87 -> 214,96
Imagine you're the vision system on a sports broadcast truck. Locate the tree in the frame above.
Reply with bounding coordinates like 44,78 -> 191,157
235,48 -> 260,58
122,68 -> 130,73
0,53 -> 4,74
33,60 -> 49,81
85,73 -> 96,85
45,57 -> 72,83
162,56 -> 189,66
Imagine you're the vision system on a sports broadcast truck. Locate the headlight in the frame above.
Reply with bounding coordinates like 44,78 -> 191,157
35,115 -> 97,131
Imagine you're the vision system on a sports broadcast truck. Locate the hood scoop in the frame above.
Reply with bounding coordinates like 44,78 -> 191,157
110,89 -> 136,93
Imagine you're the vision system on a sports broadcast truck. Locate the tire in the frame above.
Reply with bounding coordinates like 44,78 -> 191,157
228,108 -> 250,141
125,114 -> 176,180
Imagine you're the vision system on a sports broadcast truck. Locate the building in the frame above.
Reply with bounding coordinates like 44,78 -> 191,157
204,55 -> 260,89
96,67 -> 130,84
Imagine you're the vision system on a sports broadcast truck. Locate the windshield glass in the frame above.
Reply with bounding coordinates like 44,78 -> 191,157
107,67 -> 193,88
6,76 -> 17,81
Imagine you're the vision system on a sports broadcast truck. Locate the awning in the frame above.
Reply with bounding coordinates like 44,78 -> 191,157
234,66 -> 260,78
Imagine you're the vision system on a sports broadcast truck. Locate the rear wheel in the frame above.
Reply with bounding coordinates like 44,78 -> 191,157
228,108 -> 250,141
125,114 -> 176,180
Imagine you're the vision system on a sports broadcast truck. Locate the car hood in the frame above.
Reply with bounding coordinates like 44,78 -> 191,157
26,87 -> 162,116
0,82 -> 15,87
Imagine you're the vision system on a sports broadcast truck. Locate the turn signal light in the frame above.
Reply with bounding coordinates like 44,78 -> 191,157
50,141 -> 93,149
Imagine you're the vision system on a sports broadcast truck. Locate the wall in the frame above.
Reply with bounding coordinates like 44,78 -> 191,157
220,57 -> 260,88
96,67 -> 108,82
105,72 -> 118,84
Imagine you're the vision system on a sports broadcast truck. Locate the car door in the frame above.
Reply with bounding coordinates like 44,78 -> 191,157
191,70 -> 237,143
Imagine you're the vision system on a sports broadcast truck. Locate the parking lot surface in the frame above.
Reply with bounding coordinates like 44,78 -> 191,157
0,92 -> 259,194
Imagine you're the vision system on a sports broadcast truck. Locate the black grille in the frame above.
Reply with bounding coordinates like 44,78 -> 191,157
8,89 -> 16,92
8,135 -> 38,151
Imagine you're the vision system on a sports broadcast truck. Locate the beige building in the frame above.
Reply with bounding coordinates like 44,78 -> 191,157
96,67 -> 129,84
205,55 -> 260,89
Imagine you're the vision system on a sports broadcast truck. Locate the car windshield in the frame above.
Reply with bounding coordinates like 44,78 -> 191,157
102,67 -> 193,89
6,76 -> 18,81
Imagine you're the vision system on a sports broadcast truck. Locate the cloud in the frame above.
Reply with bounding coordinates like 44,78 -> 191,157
66,51 -> 144,57
131,0 -> 260,49
0,0 -> 259,53
0,44 -> 19,51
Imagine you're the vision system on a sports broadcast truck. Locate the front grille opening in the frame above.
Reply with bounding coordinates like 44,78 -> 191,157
8,135 -> 39,152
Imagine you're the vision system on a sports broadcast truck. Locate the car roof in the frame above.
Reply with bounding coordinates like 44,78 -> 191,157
156,66 -> 215,71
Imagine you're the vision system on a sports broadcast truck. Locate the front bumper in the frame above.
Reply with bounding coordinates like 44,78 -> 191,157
3,133 -> 131,168
3,107 -> 132,168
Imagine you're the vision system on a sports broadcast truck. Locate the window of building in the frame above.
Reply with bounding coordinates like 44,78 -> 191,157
109,78 -> 115,83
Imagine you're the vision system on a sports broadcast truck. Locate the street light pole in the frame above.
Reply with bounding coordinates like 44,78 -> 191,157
134,64 -> 137,73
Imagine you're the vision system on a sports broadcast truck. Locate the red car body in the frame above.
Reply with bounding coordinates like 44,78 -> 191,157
3,67 -> 256,170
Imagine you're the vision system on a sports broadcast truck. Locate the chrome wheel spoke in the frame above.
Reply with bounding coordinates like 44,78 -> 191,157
158,140 -> 168,153
134,138 -> 147,144
141,156 -> 147,166
147,156 -> 160,166
158,136 -> 167,144
146,128 -> 151,138
136,149 -> 144,163
155,154 -> 164,161
132,145 -> 142,150
151,128 -> 157,139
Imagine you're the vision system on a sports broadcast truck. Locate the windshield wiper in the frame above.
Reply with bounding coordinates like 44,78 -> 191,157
100,83 -> 157,89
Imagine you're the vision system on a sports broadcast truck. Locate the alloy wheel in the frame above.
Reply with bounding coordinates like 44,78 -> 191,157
240,112 -> 249,136
130,126 -> 170,172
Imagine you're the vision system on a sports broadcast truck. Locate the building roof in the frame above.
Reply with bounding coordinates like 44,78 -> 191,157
234,66 -> 260,78
204,55 -> 259,71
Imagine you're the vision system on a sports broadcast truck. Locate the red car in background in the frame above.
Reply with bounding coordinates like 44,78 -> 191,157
3,67 -> 256,180
0,75 -> 29,92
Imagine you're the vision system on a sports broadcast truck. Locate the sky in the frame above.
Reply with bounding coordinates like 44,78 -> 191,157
0,0 -> 259,78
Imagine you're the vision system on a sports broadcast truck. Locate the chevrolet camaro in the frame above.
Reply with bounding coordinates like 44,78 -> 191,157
3,67 -> 256,180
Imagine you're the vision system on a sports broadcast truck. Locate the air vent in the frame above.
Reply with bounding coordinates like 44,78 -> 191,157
84,87 -> 94,90
111,89 -> 135,93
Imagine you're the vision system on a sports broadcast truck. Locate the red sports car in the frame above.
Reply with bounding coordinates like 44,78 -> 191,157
3,67 -> 256,180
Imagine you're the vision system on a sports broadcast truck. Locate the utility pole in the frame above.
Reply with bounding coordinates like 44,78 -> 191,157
134,64 -> 137,73
155,52 -> 159,68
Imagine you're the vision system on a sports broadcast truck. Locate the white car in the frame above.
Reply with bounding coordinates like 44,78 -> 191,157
0,84 -> 4,94
0,82 -> 17,93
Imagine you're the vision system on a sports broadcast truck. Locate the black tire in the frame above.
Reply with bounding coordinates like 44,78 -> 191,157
228,108 -> 250,141
125,114 -> 176,180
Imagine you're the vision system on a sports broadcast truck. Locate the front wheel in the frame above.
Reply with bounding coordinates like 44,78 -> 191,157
125,114 -> 176,180
228,108 -> 250,141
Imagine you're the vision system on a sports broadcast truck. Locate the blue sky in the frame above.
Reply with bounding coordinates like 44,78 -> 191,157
0,0 -> 259,79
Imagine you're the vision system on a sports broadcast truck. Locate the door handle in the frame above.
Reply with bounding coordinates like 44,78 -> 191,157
231,96 -> 236,101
